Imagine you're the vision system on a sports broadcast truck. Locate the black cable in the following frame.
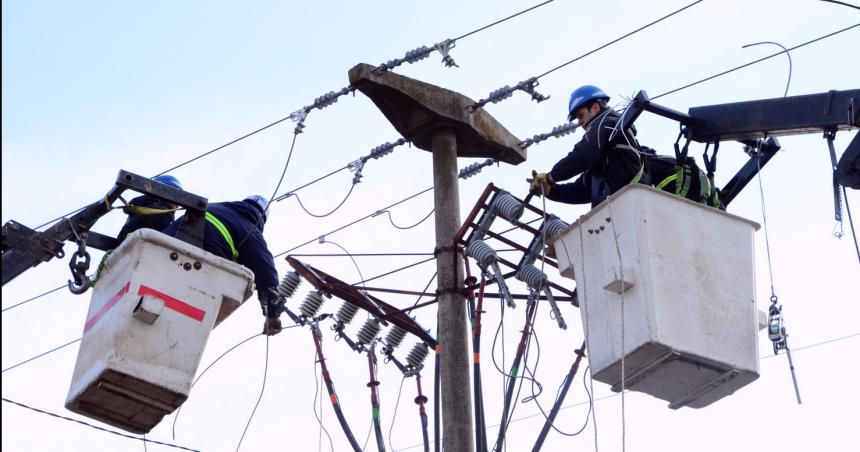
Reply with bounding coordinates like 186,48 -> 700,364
273,166 -> 350,202
382,208 -> 435,230
353,257 -> 436,286
294,184 -> 356,218
2,283 -> 67,312
155,113 -> 297,178
843,188 -> 860,264
236,336 -> 271,451
274,187 -> 433,258
412,272 -> 438,308
1,397 -> 200,451
2,337 -> 81,373
652,23 -> 860,100
172,332 -> 264,439
289,252 -> 433,257
454,0 -> 557,41
820,0 -> 860,10
535,0 -> 703,80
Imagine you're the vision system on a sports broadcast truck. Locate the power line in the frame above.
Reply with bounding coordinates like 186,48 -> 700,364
274,187 -> 434,258
1,397 -> 200,452
453,0 -> 557,41
652,22 -> 860,100
2,283 -> 67,312
468,0 -> 703,110
2,337 -> 80,373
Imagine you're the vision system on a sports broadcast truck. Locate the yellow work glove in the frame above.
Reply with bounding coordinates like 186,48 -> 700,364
526,171 -> 554,196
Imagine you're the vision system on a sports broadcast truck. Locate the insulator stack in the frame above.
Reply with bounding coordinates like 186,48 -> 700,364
336,301 -> 360,325
488,86 -> 514,104
275,271 -> 302,299
492,192 -> 524,222
465,239 -> 497,269
357,318 -> 382,345
516,264 -> 547,290
368,138 -> 406,160
384,324 -> 408,350
544,215 -> 569,241
299,290 -> 326,318
404,46 -> 432,64
406,343 -> 430,368
458,158 -> 494,180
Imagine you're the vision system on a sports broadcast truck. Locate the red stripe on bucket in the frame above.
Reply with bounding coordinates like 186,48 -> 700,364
137,285 -> 206,322
84,282 -> 130,333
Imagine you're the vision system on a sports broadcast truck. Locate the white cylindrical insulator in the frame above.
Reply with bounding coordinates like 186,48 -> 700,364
357,318 -> 381,345
299,290 -> 326,318
275,271 -> 302,299
384,324 -> 408,350
545,215 -> 569,241
516,264 -> 546,289
492,192 -> 524,222
336,301 -> 359,325
465,239 -> 497,269
406,343 -> 430,368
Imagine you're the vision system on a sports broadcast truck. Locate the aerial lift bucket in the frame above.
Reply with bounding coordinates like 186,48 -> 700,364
551,184 -> 761,409
65,229 -> 254,433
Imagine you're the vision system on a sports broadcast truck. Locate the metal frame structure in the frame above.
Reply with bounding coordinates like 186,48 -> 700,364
619,89 -> 859,206
2,169 -> 208,286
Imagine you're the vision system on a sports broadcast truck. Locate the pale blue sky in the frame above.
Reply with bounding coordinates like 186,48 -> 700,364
3,1 -> 859,451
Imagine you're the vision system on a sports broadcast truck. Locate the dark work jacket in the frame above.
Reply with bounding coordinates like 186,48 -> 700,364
116,195 -> 176,246
547,109 -> 643,206
163,201 -> 279,301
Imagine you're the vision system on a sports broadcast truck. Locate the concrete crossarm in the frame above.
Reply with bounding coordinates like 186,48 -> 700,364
348,63 -> 526,165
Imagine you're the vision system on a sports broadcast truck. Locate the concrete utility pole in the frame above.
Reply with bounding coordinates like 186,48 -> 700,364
349,63 -> 524,452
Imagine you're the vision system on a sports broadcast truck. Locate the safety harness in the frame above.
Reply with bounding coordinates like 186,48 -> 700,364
204,212 -> 238,261
647,128 -> 721,208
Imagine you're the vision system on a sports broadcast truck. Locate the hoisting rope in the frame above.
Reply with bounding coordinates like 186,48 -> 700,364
754,141 -> 802,404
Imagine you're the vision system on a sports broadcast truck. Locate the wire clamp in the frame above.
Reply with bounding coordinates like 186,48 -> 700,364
434,39 -> 459,68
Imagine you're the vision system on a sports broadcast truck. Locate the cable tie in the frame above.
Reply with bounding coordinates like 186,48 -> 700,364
371,210 -> 386,218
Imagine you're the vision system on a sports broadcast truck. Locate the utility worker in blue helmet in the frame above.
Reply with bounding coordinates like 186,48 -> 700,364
163,195 -> 282,336
116,175 -> 184,245
528,85 -> 645,207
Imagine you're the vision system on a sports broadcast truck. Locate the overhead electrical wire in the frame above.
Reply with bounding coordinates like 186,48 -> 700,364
20,0 -> 556,232
468,0 -> 704,111
236,337 -> 272,452
2,337 -> 80,373
652,22 -> 859,100
171,332 -> 267,440
1,397 -> 200,452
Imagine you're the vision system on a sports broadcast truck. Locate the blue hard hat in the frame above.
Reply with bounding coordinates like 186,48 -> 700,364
244,195 -> 270,223
568,85 -> 610,122
153,174 -> 183,190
